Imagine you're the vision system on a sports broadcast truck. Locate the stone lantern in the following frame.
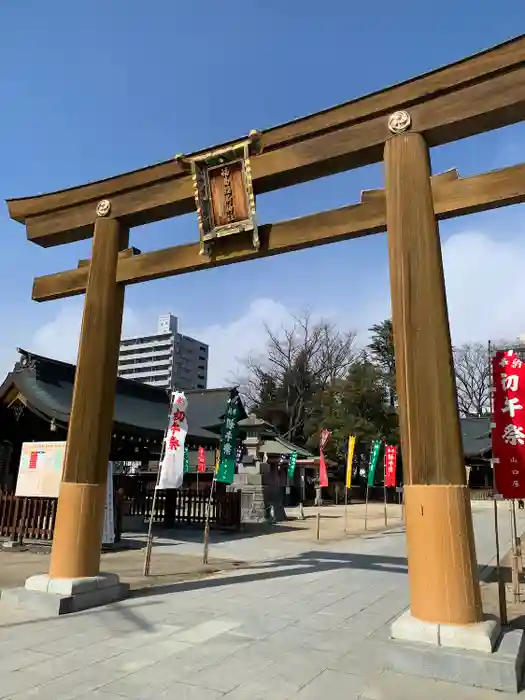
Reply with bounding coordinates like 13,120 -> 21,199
237,413 -> 268,472
233,413 -> 285,524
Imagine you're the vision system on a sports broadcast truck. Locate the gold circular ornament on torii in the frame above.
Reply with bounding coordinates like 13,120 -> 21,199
388,110 -> 412,134
96,199 -> 111,217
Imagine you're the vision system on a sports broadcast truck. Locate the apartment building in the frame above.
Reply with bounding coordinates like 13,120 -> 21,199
117,314 -> 208,391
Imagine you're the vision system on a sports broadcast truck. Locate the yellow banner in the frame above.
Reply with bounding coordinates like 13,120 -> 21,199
346,435 -> 356,489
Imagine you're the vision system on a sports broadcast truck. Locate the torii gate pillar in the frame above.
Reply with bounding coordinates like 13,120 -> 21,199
23,214 -> 129,611
384,115 -> 495,649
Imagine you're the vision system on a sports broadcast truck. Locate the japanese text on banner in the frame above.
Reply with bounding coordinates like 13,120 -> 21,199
367,440 -> 381,487
288,451 -> 298,479
384,445 -> 397,488
197,447 -> 206,473
216,392 -> 242,484
492,350 -> 525,499
158,392 -> 188,490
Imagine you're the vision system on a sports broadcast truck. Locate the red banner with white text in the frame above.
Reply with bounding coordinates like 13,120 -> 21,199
384,445 -> 397,488
197,447 -> 206,473
492,350 -> 525,499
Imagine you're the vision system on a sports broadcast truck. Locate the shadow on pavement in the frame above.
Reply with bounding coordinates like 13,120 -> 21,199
130,549 -> 410,599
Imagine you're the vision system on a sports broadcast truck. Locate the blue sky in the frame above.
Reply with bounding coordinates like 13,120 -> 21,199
1,1 -> 525,385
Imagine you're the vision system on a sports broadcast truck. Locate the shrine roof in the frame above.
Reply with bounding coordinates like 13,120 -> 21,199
460,416 -> 491,458
259,436 -> 312,458
0,349 -> 243,442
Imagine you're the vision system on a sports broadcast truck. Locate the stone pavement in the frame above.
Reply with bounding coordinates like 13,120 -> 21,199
0,504 -> 523,700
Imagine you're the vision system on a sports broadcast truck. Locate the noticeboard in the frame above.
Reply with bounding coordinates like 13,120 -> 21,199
16,441 -> 66,498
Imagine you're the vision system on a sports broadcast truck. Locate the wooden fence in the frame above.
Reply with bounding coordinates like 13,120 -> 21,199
470,488 -> 494,501
0,493 -> 57,540
0,487 -> 241,541
128,489 -> 241,530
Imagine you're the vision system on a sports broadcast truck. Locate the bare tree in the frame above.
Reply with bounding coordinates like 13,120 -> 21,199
234,311 -> 357,443
453,342 -> 490,417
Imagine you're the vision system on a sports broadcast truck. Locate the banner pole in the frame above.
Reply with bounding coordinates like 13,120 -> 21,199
344,485 -> 348,534
488,340 -> 508,622
364,485 -> 369,530
493,495 -> 508,624
203,448 -> 219,564
344,435 -> 355,534
511,497 -> 522,573
202,477 -> 216,564
383,446 -> 388,527
143,392 -> 176,577
510,499 -> 520,603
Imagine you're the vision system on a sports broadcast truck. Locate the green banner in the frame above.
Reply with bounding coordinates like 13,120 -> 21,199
367,440 -> 381,486
287,451 -> 298,479
183,446 -> 190,474
216,391 -> 242,484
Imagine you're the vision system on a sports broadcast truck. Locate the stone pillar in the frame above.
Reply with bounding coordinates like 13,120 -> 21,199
384,116 -> 489,646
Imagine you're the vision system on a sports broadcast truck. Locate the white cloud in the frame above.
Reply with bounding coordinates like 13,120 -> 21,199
30,302 -> 148,366
186,298 -> 293,387
20,229 -> 525,389
443,231 -> 525,346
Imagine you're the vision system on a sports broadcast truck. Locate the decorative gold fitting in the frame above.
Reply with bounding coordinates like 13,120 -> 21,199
96,199 -> 111,217
387,110 -> 412,134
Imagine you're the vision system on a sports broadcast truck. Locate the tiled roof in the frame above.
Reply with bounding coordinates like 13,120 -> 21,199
0,349 -> 244,443
460,416 -> 491,458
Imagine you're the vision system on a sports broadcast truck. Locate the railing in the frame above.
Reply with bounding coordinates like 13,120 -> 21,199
470,488 -> 494,501
0,486 -> 241,541
128,488 -> 241,530
0,492 -> 57,540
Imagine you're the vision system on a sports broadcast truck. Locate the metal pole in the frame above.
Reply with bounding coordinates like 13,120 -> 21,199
142,468 -> 161,577
489,340 -> 510,617
143,392 -> 175,577
494,496 -> 508,625
383,484 -> 388,527
344,485 -> 348,534
203,448 -> 219,564
316,511 -> 321,540
510,499 -> 520,602
364,485 -> 369,530
17,498 -> 28,547
511,498 -> 522,572
203,477 -> 216,564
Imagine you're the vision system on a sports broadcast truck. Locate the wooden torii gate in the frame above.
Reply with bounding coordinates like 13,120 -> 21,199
7,35 -> 525,628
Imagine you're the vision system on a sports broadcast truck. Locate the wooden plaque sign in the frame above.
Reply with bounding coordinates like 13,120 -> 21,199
185,133 -> 261,256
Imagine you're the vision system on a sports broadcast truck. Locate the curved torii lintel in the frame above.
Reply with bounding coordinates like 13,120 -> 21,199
6,34 -> 525,247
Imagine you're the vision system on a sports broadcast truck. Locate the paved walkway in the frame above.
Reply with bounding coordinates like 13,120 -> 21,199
0,503 -> 523,700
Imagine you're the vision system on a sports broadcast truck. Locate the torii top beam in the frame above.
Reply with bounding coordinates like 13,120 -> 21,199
7,34 -> 525,247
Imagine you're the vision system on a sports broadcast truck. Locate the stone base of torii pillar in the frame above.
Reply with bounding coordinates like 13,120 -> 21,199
0,572 -> 128,616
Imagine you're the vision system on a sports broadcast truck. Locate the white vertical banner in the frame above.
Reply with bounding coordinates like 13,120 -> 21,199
102,462 -> 115,545
157,392 -> 188,490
